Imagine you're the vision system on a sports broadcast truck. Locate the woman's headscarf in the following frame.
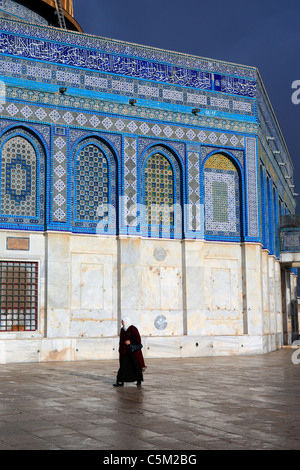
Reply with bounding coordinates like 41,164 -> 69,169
121,316 -> 132,331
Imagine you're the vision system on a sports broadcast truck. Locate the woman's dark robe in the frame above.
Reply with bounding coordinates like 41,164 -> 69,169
116,325 -> 146,383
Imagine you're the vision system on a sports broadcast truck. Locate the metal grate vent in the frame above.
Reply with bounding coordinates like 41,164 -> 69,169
0,261 -> 38,332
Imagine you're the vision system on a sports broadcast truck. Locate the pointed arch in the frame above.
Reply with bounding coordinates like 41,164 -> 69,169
140,144 -> 183,239
71,136 -> 118,234
0,127 -> 46,227
203,151 -> 243,240
144,152 -> 174,227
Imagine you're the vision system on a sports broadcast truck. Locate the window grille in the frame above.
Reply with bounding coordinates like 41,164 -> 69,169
0,261 -> 38,332
144,153 -> 174,227
76,145 -> 109,221
204,153 -> 241,237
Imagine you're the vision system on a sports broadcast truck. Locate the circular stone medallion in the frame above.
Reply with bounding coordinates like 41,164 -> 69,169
153,247 -> 167,261
154,315 -> 168,330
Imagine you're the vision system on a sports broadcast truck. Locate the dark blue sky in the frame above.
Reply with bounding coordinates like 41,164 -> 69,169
74,0 -> 300,210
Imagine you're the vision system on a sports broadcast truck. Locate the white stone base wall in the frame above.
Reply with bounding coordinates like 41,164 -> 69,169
0,231 -> 294,364
0,334 -> 284,364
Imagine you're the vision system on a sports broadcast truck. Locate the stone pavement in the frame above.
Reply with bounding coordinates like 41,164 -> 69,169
0,348 -> 299,450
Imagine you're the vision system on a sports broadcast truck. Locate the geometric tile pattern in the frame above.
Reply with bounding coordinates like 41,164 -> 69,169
0,136 -> 37,217
204,154 -> 241,237
140,145 -> 182,238
0,16 -> 294,251
187,150 -> 201,231
266,176 -> 274,255
205,153 -> 237,171
138,137 -> 186,166
52,130 -> 68,223
280,230 -> 300,252
4,84 -> 259,148
1,100 -> 246,149
0,126 -> 46,229
75,145 -> 109,221
144,153 -> 174,227
72,138 -> 117,234
246,137 -> 259,238
201,145 -> 244,169
259,164 -> 268,249
124,136 -> 138,227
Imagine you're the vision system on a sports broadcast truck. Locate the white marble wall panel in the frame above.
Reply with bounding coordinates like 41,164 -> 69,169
75,337 -> 119,361
275,261 -> 282,333
0,231 -> 290,363
268,257 -> 276,334
212,336 -> 240,355
120,238 -> 183,336
161,267 -> 180,310
141,266 -> 180,310
238,336 -> 263,354
203,256 -> 242,335
180,337 -> 213,357
261,250 -> 270,334
71,253 -> 113,312
143,336 -> 182,358
46,233 -> 118,339
121,265 -> 142,309
141,266 -> 161,310
186,266 -> 204,310
2,339 -> 41,363
141,310 -> 184,336
40,338 -> 76,362
0,333 -> 285,364
69,319 -> 116,338
48,308 -> 71,337
243,244 -> 263,336
81,263 -> 104,309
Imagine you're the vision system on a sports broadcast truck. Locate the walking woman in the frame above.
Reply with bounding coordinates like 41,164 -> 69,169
113,317 -> 146,387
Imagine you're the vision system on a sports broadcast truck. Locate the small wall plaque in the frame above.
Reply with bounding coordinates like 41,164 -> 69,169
7,237 -> 30,251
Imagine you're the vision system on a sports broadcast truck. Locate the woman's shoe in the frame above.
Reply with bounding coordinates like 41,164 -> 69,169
136,381 -> 141,386
113,382 -> 124,387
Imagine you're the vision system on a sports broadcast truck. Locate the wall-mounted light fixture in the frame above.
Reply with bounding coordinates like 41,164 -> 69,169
192,108 -> 200,115
129,99 -> 137,106
59,87 -> 68,94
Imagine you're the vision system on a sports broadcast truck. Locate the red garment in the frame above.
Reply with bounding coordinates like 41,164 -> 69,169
119,325 -> 146,370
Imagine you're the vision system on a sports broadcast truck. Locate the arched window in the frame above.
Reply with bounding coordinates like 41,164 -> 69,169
72,138 -> 118,234
266,177 -> 274,255
273,186 -> 279,258
204,153 -> 242,238
144,153 -> 174,228
75,144 -> 109,222
0,136 -> 37,217
260,164 -> 268,249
